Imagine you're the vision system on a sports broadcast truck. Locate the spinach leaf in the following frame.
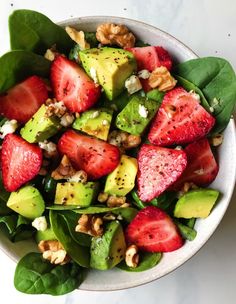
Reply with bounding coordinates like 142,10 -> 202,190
14,252 -> 83,295
0,214 -> 18,234
174,57 -> 236,133
9,9 -> 74,54
117,252 -> 162,272
0,50 -> 51,93
84,32 -> 99,48
49,210 -> 90,268
174,220 -> 197,241
0,178 -> 11,215
111,207 -> 138,222
46,205 -> 81,210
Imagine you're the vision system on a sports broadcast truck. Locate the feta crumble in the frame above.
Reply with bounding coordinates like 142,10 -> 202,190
125,75 -> 142,95
102,119 -> 109,126
32,216 -> 47,231
138,104 -> 148,118
138,69 -> 151,79
39,140 -> 57,153
90,67 -> 99,84
0,119 -> 18,139
60,113 -> 74,127
90,110 -> 100,119
189,90 -> 201,102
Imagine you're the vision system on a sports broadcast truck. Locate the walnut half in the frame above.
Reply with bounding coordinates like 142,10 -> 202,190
96,23 -> 135,48
148,66 -> 177,91
38,240 -> 70,265
75,214 -> 103,237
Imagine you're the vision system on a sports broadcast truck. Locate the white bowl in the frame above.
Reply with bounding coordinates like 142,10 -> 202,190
0,16 -> 235,291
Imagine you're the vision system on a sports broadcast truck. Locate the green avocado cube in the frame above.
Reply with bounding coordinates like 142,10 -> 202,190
54,182 -> 99,207
20,104 -> 62,143
7,186 -> 45,220
115,95 -> 160,135
79,47 -> 136,100
72,108 -> 113,140
174,189 -> 220,219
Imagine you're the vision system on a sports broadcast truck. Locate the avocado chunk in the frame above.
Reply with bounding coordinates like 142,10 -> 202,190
7,186 -> 45,220
20,104 -> 62,143
54,182 -> 99,206
115,94 -> 160,135
90,221 -> 126,270
79,47 -> 136,100
72,108 -> 113,140
35,226 -> 57,243
174,189 -> 220,219
104,155 -> 138,196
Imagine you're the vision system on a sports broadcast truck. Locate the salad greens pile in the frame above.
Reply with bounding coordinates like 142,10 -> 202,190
0,9 -> 235,296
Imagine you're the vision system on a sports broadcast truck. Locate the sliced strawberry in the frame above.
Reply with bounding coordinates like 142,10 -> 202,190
0,76 -> 48,123
58,130 -> 120,180
50,56 -> 101,113
126,46 -> 160,72
155,46 -> 173,70
1,134 -> 42,192
148,87 -> 215,146
171,138 -> 219,189
126,206 -> 183,252
137,144 -> 187,202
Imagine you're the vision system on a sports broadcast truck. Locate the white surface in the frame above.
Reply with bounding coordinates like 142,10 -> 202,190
0,0 -> 236,303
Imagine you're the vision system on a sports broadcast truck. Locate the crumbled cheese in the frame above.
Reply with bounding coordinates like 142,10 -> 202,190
138,69 -> 150,79
0,119 -> 18,139
189,90 -> 201,102
54,101 -> 67,113
90,110 -> 100,119
68,170 -> 87,183
175,146 -> 183,150
102,119 -> 109,126
32,216 -> 48,231
90,67 -> 99,84
60,113 -> 74,127
44,49 -> 56,61
209,107 -> 214,113
39,140 -> 57,153
138,104 -> 148,118
125,75 -> 142,94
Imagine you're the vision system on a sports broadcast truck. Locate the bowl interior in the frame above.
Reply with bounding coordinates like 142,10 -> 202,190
0,16 -> 235,291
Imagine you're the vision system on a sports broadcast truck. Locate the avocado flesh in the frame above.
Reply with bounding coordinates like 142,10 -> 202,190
104,155 -> 138,196
79,47 -> 137,100
72,108 -> 113,140
174,189 -> 220,219
54,182 -> 99,206
115,94 -> 160,135
7,186 -> 45,220
90,221 -> 126,270
20,104 -> 62,143
35,226 -> 57,243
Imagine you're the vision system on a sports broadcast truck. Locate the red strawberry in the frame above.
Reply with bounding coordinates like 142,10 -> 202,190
171,138 -> 219,189
126,206 -> 183,252
0,76 -> 48,123
1,134 -> 42,192
58,130 -> 120,180
137,144 -> 187,202
155,46 -> 173,70
50,56 -> 101,113
148,87 -> 215,146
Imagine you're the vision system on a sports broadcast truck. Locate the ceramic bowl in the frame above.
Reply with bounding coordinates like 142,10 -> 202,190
0,16 -> 235,291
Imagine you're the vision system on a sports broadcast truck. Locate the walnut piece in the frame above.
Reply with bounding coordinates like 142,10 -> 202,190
45,98 -> 67,118
108,130 -> 141,150
96,23 -> 135,48
75,214 -> 103,237
65,26 -> 90,50
107,195 -> 127,208
148,66 -> 177,91
51,155 -> 77,180
38,240 -> 70,265
125,244 -> 139,268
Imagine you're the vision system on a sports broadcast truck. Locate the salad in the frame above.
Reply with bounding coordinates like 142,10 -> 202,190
0,9 -> 235,296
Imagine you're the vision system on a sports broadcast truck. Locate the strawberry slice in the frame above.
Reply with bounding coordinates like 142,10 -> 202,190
148,87 -> 215,146
58,130 -> 120,180
50,56 -> 101,113
137,144 -> 187,202
126,206 -> 183,252
171,138 -> 219,189
0,76 -> 48,123
1,134 -> 42,192
155,46 -> 173,70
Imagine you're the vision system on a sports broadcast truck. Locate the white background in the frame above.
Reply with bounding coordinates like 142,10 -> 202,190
0,0 -> 236,303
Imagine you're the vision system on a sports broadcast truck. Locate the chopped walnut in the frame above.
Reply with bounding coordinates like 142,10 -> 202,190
178,182 -> 198,197
107,195 -> 127,208
75,214 -> 103,237
98,191 -> 109,203
209,134 -> 223,146
38,240 -> 70,265
65,26 -> 90,50
45,99 -> 67,118
39,140 -> 58,159
103,213 -> 117,221
51,155 -> 77,180
96,23 -> 135,48
148,66 -> 177,91
60,113 -> 75,127
108,130 -> 141,150
68,170 -> 88,184
125,244 -> 139,268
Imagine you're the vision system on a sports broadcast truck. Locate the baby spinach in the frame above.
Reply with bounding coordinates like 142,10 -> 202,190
112,207 -> 138,222
174,220 -> 197,241
49,210 -> 90,268
117,252 -> 162,272
0,214 -> 18,235
0,178 -> 11,215
73,206 -> 119,214
9,10 -> 74,55
84,32 -> 99,48
14,252 -> 83,295
46,205 -> 81,210
0,50 -> 51,93
174,57 -> 236,133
